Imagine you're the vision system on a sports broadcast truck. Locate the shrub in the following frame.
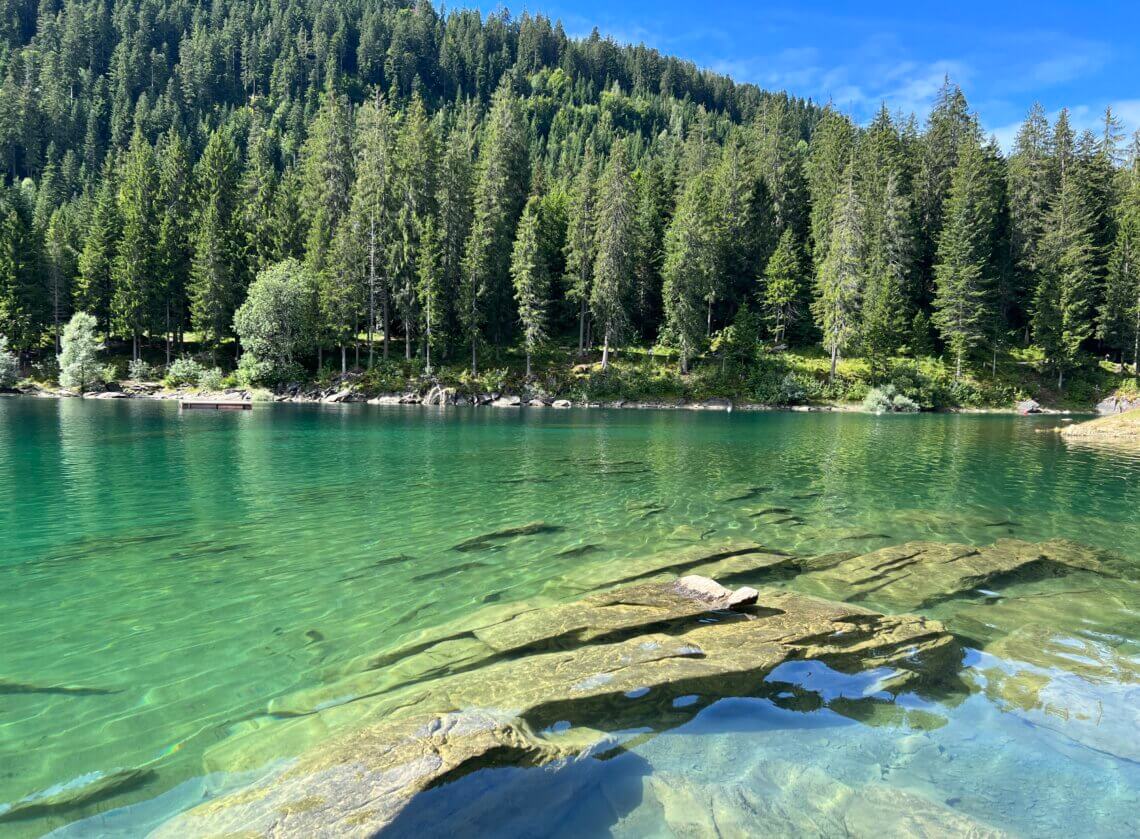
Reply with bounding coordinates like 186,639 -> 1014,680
127,358 -> 156,381
0,335 -> 18,387
198,367 -> 225,391
165,356 -> 204,387
862,384 -> 920,414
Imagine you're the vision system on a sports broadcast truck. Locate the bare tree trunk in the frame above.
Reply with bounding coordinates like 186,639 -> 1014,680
165,302 -> 171,366
1058,367 -> 1064,390
577,298 -> 586,355
382,290 -> 390,361
525,351 -> 531,378
829,345 -> 838,384
341,344 -> 346,374
992,347 -> 997,378
955,349 -> 962,380
601,327 -> 610,369
707,297 -> 712,337
471,340 -> 477,377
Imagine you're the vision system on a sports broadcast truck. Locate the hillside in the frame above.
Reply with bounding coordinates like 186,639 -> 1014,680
0,0 -> 1138,409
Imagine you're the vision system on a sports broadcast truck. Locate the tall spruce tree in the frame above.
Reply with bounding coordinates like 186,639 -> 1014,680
564,141 -> 598,353
662,170 -> 717,373
932,135 -> 1000,378
75,155 -> 119,334
813,167 -> 863,382
762,228 -> 803,346
189,129 -> 241,355
460,80 -> 528,374
111,129 -> 157,360
590,141 -> 636,369
510,196 -> 548,377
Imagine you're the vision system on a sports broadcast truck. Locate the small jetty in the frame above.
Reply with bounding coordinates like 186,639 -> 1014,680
179,399 -> 252,411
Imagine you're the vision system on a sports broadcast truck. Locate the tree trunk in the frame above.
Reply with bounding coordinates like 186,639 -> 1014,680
318,344 -> 323,371
405,324 -> 411,361
829,345 -> 838,384
955,349 -> 962,380
341,344 -> 346,374
1134,301 -> 1140,375
992,347 -> 997,379
471,340 -> 477,377
1058,367 -> 1064,390
382,291 -> 390,361
525,351 -> 531,378
368,215 -> 376,368
706,297 -> 713,337
133,333 -> 139,363
577,298 -> 586,355
601,327 -> 610,370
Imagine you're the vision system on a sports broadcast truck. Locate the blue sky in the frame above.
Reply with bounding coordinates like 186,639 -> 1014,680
474,0 -> 1140,149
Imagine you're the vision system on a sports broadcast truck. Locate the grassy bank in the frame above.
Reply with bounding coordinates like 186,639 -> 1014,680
16,337 -> 1138,411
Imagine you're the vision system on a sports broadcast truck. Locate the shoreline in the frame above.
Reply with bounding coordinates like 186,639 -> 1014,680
1,384 -> 1095,415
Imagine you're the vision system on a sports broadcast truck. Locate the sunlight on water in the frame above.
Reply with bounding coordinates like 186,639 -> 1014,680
1,398 -> 1138,836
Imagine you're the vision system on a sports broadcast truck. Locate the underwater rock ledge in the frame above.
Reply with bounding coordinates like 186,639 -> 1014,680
150,575 -> 958,838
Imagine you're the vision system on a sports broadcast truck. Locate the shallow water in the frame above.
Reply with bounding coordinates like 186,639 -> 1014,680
1,399 -> 1138,836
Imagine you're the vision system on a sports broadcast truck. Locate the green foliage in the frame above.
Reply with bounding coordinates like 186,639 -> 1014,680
165,356 -> 204,387
198,367 -> 225,391
862,384 -> 921,414
127,358 -> 157,381
57,312 -> 102,392
233,259 -> 318,382
0,335 -> 18,387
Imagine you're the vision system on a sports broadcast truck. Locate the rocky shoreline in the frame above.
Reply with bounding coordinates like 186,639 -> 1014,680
3,381 -> 1100,414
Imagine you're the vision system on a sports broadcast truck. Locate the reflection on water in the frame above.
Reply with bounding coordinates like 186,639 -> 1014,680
1,399 -> 1139,836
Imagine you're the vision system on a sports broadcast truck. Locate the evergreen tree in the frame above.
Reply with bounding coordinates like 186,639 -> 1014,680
762,228 -> 803,346
662,171 -> 717,373
564,141 -> 598,353
510,196 -> 548,377
189,129 -> 241,354
932,135 -> 1000,378
0,182 -> 44,352
75,155 -> 119,333
590,141 -> 637,369
351,95 -> 398,364
154,128 -> 193,362
806,109 -> 856,270
1098,175 -> 1140,370
111,129 -> 158,359
1033,118 -> 1101,388
461,80 -> 529,373
813,168 -> 863,382
417,215 -> 445,374
1007,103 -> 1053,337
302,80 -> 354,276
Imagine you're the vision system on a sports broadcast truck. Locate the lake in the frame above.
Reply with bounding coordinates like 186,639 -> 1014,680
1,398 -> 1138,836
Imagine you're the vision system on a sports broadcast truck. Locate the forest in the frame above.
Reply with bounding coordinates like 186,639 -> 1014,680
1,0 -> 1139,401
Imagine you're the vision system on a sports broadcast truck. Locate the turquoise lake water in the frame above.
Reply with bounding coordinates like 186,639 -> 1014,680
1,398 -> 1138,836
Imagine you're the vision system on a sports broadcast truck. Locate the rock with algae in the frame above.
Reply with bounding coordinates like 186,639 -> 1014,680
153,576 -> 957,838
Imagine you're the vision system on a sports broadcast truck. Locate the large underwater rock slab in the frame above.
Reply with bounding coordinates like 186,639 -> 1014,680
153,576 -> 957,838
796,538 -> 1103,611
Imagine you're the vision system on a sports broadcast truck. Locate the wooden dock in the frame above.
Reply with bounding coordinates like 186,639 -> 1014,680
179,399 -> 252,411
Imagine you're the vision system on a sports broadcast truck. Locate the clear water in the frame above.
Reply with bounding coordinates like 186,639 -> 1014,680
1,399 -> 1138,837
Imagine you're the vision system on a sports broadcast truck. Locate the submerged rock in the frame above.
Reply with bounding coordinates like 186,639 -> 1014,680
155,576 -> 957,838
798,538 -> 1103,611
451,521 -> 564,552
1,767 -> 155,822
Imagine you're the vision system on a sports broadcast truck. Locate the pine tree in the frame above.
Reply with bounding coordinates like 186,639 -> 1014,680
1033,119 -> 1101,388
393,92 -> 438,359
662,171 -> 717,373
417,214 -> 445,374
436,118 -> 475,360
932,135 -> 999,378
351,95 -> 398,365
189,129 -> 241,354
111,129 -> 158,360
44,205 -> 79,353
806,109 -> 856,270
590,141 -> 637,369
1007,104 -> 1053,338
813,168 -> 863,382
510,196 -> 548,377
75,155 -> 119,333
564,141 -> 598,354
460,80 -> 529,374
762,228 -> 803,346
1098,175 -> 1140,370
0,181 -> 45,352
155,128 -> 193,362
301,80 -> 354,276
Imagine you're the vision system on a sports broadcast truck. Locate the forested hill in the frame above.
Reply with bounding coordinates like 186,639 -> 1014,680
1,0 -> 1138,396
